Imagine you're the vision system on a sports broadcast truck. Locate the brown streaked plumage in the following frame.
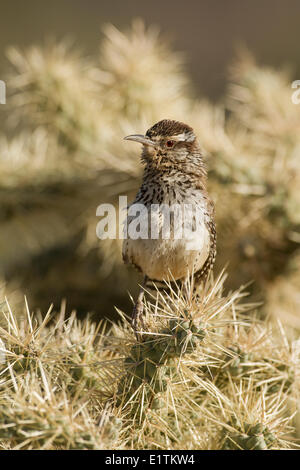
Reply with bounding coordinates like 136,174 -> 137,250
123,119 -> 216,336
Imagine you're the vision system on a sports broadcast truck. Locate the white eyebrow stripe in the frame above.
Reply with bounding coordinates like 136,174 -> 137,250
171,133 -> 186,141
170,132 -> 195,142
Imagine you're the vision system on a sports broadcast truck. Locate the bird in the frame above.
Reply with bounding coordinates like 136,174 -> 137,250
122,119 -> 216,336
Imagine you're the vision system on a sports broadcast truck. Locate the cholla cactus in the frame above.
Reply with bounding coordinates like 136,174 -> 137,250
99,19 -> 190,121
265,250 -> 300,329
0,372 -> 110,450
0,297 -> 123,450
0,273 -> 298,450
7,40 -> 105,154
212,382 -> 294,450
1,21 -> 193,316
0,21 -> 299,449
102,273 -> 299,449
2,20 -> 300,325
194,52 -> 300,301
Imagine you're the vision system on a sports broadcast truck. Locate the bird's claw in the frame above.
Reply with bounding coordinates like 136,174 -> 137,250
131,299 -> 145,340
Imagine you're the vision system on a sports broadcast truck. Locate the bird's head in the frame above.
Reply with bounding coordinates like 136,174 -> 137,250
124,119 -> 201,169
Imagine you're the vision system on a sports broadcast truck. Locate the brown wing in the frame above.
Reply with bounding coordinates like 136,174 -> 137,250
194,218 -> 216,284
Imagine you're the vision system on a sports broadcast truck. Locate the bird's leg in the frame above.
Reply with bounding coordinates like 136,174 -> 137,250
132,275 -> 148,340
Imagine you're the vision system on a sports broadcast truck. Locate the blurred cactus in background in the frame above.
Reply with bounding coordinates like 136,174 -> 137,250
195,52 -> 300,324
1,20 -> 299,325
0,20 -> 299,449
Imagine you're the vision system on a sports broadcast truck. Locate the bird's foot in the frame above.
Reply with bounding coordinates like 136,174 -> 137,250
131,299 -> 145,341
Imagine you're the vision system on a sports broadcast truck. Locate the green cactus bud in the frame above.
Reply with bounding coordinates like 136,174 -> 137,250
249,423 -> 264,436
152,377 -> 168,393
147,348 -> 164,364
176,331 -> 187,345
264,431 -> 276,446
134,363 -> 147,379
145,360 -> 157,378
196,328 -> 206,340
189,335 -> 200,346
167,345 -> 176,354
130,344 -> 144,361
269,384 -> 280,393
240,353 -> 249,363
234,435 -> 250,449
71,366 -> 84,382
131,376 -> 143,389
169,319 -> 178,330
246,435 -> 267,450
179,321 -> 190,331
151,396 -> 165,410
158,340 -> 168,352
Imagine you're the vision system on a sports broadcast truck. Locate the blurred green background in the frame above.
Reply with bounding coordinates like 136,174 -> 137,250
0,0 -> 299,327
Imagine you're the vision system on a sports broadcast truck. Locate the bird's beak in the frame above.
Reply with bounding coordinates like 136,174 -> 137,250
124,134 -> 156,147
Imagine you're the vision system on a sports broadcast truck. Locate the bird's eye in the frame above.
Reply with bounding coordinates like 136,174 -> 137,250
166,140 -> 174,148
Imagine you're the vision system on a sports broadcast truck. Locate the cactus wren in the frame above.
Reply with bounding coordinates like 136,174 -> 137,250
122,119 -> 216,335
